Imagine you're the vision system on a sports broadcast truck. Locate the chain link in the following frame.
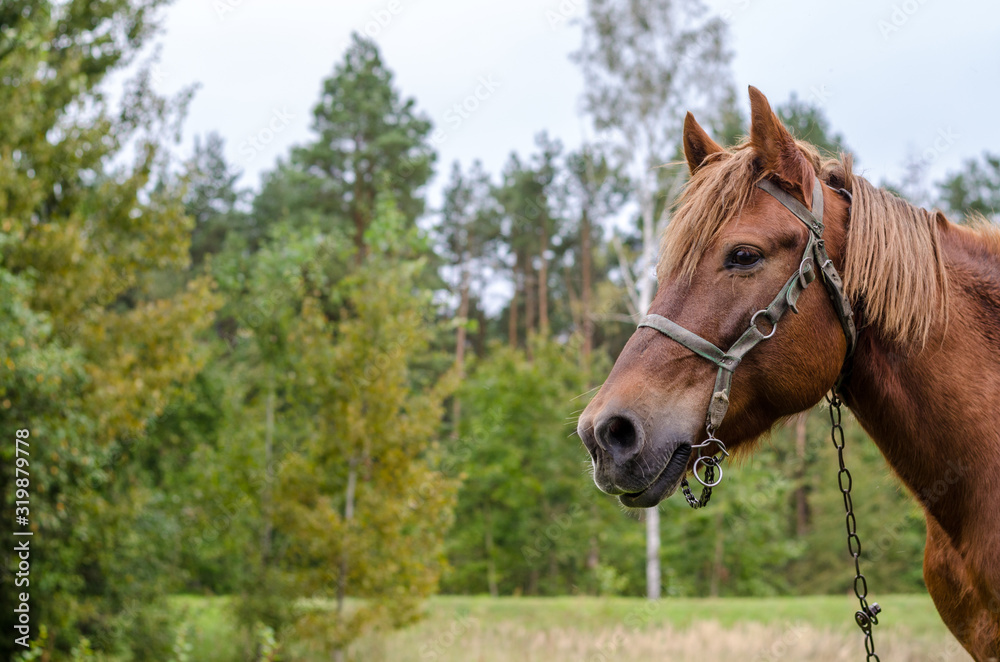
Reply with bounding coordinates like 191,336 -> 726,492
680,466 -> 713,508
681,429 -> 728,509
827,391 -> 882,661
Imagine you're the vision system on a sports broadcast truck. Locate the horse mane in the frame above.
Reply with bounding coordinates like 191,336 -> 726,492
659,139 -> 949,348
841,166 -> 948,347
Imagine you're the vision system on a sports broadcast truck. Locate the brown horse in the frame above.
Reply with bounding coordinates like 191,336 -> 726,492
578,86 -> 1000,660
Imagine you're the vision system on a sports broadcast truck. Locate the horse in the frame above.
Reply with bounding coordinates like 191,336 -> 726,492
577,86 -> 1000,660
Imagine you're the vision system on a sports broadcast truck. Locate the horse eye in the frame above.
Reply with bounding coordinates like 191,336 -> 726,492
728,247 -> 763,269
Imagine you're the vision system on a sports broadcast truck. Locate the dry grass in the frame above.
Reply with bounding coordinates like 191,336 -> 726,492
354,618 -> 971,662
348,595 -> 972,662
168,594 -> 973,661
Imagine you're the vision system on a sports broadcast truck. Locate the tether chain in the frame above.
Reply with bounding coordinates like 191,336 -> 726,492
680,470 -> 713,509
679,393 -> 882,659
681,428 -> 729,509
827,391 -> 882,661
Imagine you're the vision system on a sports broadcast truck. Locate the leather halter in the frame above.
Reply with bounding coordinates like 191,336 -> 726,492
637,176 -> 857,432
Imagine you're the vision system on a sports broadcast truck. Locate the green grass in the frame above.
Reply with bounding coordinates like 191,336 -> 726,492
168,595 -> 241,661
410,592 -> 948,632
169,593 -> 965,661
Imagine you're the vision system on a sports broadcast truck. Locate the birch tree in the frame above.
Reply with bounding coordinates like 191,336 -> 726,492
574,0 -> 736,600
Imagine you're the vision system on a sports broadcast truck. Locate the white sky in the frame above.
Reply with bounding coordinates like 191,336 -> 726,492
150,0 -> 1000,206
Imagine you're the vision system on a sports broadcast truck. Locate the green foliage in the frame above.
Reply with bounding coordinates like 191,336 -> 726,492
776,93 -> 851,156
786,409 -> 926,594
182,132 -> 248,267
0,1 -> 220,659
441,337 -> 641,596
274,255 -> 459,649
937,152 -> 1000,221
4,3 -> 958,659
253,32 -> 435,259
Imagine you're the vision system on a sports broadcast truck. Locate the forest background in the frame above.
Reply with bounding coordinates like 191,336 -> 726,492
2,0 -> 999,659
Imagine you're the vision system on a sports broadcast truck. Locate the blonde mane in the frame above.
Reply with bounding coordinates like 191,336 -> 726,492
659,139 -> 949,347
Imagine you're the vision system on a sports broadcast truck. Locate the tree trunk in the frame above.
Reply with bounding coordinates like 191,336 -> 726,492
795,412 -> 810,537
524,261 -> 536,341
261,382 -> 274,565
335,457 -> 358,662
581,207 -> 594,369
538,223 -> 549,334
452,267 -> 471,438
587,536 -> 599,571
645,508 -> 661,600
484,504 -> 499,597
509,267 -> 519,348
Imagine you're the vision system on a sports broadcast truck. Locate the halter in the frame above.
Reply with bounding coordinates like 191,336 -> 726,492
636,176 -> 857,500
636,176 -> 883,660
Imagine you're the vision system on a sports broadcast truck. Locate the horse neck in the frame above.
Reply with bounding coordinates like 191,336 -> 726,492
843,224 -> 1000,541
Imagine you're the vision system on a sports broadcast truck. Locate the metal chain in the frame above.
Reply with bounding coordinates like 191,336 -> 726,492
680,467 -> 713,508
681,428 -> 728,509
827,391 -> 882,661
681,395 -> 881,660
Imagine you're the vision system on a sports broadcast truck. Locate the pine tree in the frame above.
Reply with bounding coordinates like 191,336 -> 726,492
436,161 -> 500,431
289,32 -> 435,261
182,132 -> 247,266
560,145 -> 629,369
496,134 -> 564,347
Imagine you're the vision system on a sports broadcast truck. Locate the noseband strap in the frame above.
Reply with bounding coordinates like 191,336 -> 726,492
638,176 -> 856,431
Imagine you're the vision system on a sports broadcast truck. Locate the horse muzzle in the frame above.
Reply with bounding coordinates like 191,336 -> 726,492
578,408 -> 695,508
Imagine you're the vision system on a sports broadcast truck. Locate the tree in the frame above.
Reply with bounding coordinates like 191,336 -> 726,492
938,152 -> 1000,221
275,239 -> 457,659
560,145 -> 629,368
0,1 -> 221,657
573,0 -> 737,600
442,337 -> 640,597
495,133 -> 564,347
436,161 -> 500,432
182,132 -> 248,267
288,32 -> 435,261
776,93 -> 850,156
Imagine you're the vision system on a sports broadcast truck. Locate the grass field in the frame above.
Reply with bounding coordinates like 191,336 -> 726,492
171,593 -> 972,661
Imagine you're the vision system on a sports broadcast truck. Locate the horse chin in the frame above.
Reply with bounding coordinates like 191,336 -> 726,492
618,444 -> 692,509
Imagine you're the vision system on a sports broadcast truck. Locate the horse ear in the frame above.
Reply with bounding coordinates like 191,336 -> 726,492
748,86 -> 815,206
683,112 -> 723,174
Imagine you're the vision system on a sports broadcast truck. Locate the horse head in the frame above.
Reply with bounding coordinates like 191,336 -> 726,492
578,86 -> 854,508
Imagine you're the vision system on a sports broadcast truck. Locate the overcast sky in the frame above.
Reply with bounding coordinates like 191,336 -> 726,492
148,0 -> 1000,207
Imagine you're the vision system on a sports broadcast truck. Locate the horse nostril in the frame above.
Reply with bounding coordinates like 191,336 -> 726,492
596,414 -> 644,465
578,418 -> 600,462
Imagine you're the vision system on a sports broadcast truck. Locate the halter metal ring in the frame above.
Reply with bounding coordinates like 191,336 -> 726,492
798,256 -> 815,288
750,309 -> 778,339
693,456 -> 724,487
